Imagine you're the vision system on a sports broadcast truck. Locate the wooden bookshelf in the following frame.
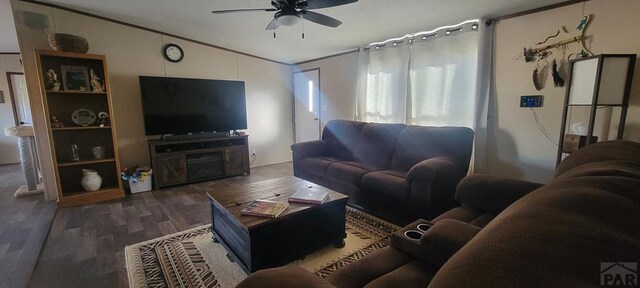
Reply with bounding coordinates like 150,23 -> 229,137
35,49 -> 124,205
52,126 -> 112,131
56,186 -> 122,207
46,90 -> 107,95
57,158 -> 116,167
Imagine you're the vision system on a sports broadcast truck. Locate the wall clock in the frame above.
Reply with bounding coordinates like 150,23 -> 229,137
163,43 -> 184,63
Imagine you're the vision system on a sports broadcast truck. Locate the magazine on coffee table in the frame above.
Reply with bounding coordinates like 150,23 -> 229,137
241,199 -> 289,218
289,186 -> 330,205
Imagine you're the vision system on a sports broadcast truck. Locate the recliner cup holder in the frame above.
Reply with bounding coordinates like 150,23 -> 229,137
417,223 -> 432,232
404,230 -> 423,240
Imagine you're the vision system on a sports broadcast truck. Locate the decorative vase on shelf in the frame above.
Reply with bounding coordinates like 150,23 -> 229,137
81,169 -> 102,191
91,146 -> 105,159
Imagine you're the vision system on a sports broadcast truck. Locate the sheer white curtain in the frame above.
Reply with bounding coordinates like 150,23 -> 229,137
356,42 -> 411,123
356,20 -> 493,172
409,28 -> 478,127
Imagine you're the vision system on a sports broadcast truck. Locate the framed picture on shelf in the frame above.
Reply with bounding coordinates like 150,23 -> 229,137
61,65 -> 89,91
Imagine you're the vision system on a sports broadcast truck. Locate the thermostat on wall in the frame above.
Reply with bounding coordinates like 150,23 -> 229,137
520,95 -> 543,107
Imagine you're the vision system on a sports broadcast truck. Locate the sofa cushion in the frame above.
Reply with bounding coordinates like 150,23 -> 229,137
432,205 -> 495,228
360,170 -> 410,221
324,246 -> 420,288
236,266 -> 335,288
326,161 -> 382,185
391,126 -> 474,172
353,123 -> 406,169
322,120 -> 367,161
326,161 -> 382,197
361,260 -> 436,288
361,170 -> 409,202
298,156 -> 344,185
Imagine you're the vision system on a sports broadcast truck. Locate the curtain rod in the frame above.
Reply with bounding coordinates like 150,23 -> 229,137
363,19 -> 491,51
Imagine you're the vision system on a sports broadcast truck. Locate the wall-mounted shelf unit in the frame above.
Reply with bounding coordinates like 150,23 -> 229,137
35,49 -> 124,206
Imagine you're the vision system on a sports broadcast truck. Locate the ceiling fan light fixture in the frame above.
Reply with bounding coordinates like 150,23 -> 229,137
277,14 -> 301,26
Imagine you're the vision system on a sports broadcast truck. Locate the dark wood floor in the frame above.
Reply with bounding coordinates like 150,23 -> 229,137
27,162 -> 293,288
0,164 -> 56,288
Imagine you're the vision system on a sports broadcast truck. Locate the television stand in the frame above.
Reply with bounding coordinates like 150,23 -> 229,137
149,135 -> 250,189
161,132 -> 230,141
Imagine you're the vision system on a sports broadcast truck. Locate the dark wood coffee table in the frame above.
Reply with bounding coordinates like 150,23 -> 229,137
207,176 -> 349,273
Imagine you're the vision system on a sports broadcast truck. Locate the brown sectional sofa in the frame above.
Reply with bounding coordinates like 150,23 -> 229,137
238,140 -> 640,287
292,119 -> 474,224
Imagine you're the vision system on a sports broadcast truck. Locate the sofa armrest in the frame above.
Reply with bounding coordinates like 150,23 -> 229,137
456,175 -> 544,215
406,156 -> 462,183
390,219 -> 480,268
405,157 -> 467,219
420,219 -> 481,267
236,267 -> 335,288
291,140 -> 327,164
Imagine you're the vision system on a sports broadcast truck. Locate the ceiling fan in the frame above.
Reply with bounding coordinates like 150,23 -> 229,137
211,0 -> 359,30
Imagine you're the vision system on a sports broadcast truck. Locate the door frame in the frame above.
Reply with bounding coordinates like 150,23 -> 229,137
292,68 -> 321,143
6,72 -> 24,126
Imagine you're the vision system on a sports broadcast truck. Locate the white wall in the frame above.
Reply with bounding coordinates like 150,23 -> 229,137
489,0 -> 640,183
0,0 -> 20,52
0,54 -> 21,164
12,0 -> 293,200
291,0 -> 640,184
293,52 -> 360,130
238,54 -> 294,161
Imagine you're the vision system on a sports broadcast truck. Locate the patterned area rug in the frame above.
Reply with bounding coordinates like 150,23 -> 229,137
125,207 -> 398,288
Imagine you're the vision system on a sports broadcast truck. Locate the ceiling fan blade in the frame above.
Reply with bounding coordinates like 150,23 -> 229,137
302,11 -> 342,28
212,8 -> 276,14
304,0 -> 358,9
265,18 -> 280,30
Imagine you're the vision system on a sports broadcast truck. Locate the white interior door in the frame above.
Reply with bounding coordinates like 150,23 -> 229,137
294,69 -> 320,143
9,73 -> 32,125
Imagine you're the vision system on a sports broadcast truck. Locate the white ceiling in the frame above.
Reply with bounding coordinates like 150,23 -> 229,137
33,0 -> 569,63
0,0 -> 20,52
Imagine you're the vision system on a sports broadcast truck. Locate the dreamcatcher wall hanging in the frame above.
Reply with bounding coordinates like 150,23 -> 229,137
520,15 -> 593,91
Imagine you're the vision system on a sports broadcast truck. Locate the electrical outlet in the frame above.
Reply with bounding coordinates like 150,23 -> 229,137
251,150 -> 256,156
520,95 -> 543,107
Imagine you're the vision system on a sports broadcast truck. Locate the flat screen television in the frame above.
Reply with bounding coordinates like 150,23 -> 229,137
139,76 -> 247,135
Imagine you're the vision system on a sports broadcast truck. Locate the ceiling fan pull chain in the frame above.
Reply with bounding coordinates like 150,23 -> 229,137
302,19 -> 305,39
274,32 -> 277,38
